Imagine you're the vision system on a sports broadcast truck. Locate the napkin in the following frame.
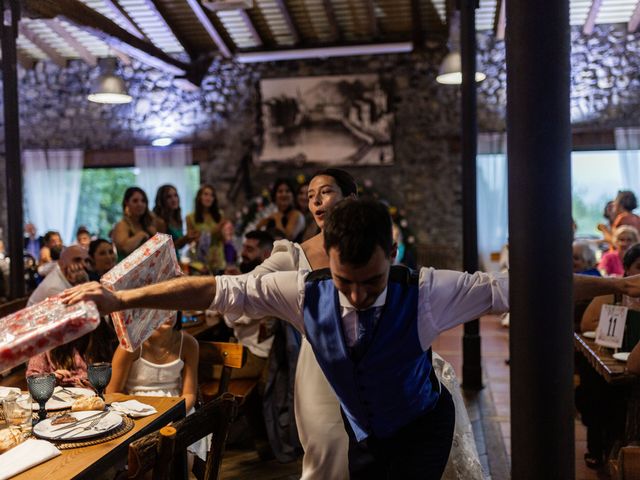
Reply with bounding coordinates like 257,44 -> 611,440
0,386 -> 20,400
0,439 -> 60,479
110,400 -> 157,418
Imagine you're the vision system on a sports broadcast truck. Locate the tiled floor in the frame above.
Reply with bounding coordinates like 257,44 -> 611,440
432,316 -> 607,480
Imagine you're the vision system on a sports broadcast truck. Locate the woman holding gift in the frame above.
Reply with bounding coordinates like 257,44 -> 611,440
112,187 -> 158,262
186,184 -> 225,274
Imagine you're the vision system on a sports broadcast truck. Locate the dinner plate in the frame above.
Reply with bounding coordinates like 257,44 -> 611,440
613,352 -> 630,362
33,410 -> 122,441
30,387 -> 95,411
583,331 -> 596,339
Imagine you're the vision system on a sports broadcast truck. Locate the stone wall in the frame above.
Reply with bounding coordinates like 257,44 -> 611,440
2,24 -> 640,267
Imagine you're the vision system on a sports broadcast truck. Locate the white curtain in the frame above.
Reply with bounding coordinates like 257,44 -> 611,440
477,133 -> 508,272
134,145 -> 193,214
23,149 -> 83,244
615,127 -> 640,196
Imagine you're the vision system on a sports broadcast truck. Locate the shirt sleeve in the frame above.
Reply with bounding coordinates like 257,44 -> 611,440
418,268 -> 509,349
211,270 -> 305,334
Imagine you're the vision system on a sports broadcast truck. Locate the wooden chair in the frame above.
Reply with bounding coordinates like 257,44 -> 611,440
198,341 -> 259,404
127,393 -> 238,480
616,445 -> 640,479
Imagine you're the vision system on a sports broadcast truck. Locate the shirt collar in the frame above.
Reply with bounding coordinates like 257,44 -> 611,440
338,286 -> 388,313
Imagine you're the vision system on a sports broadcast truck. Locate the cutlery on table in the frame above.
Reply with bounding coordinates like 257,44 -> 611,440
49,410 -> 110,433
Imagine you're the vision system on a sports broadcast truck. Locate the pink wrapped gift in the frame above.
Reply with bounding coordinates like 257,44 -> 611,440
101,233 -> 182,351
0,297 -> 100,372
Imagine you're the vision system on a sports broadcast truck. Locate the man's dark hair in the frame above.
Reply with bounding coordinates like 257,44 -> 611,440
245,230 -> 275,252
43,230 -> 60,245
617,190 -> 638,212
623,242 -> 640,271
323,199 -> 392,266
312,168 -> 358,197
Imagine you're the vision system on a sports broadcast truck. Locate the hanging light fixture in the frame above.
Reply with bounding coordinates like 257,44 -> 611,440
436,11 -> 486,85
87,58 -> 132,104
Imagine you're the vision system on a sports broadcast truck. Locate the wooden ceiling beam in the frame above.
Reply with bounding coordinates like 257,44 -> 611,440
19,22 -> 66,67
184,0 -> 232,57
322,0 -> 342,42
22,0 -> 189,75
424,0 -> 445,33
364,0 -> 380,38
629,1 -> 640,32
239,10 -> 263,47
102,0 -> 147,40
494,0 -> 506,40
274,0 -> 300,44
583,0 -> 602,35
141,0 -> 195,58
44,19 -> 97,66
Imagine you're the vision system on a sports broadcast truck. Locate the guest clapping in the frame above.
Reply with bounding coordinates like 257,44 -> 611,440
112,187 -> 158,262
257,178 -> 305,242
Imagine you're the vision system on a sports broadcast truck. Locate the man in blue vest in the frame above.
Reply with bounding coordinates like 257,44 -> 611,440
63,198 -> 640,478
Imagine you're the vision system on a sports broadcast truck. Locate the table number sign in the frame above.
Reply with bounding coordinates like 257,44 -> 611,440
595,304 -> 628,348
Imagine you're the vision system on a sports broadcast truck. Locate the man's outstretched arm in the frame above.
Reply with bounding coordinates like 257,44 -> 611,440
61,276 -> 216,315
573,273 -> 640,302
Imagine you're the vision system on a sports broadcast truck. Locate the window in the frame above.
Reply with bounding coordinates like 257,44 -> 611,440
73,166 -> 200,239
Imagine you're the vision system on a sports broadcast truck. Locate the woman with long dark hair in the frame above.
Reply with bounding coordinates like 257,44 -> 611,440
112,187 -> 157,262
154,184 -> 198,254
186,184 -> 225,274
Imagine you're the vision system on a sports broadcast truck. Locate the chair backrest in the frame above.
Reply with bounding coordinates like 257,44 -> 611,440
128,393 -> 238,480
618,445 -> 640,480
198,341 -> 247,397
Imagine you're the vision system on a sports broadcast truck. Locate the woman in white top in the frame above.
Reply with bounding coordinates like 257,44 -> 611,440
250,169 -> 357,479
106,315 -> 206,459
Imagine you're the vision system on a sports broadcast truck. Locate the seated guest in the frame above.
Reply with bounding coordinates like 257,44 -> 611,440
221,219 -> 238,269
24,223 -> 43,262
598,226 -> 639,277
26,319 -> 117,387
257,179 -> 305,242
572,241 -> 600,276
88,238 -> 117,280
106,316 -> 206,461
612,190 -> 640,232
38,230 -> 63,277
578,243 -> 640,468
28,245 -> 91,306
75,226 -> 91,249
186,184 -> 225,274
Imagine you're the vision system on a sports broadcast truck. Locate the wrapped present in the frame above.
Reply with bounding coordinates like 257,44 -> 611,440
0,297 -> 100,372
102,233 -> 182,351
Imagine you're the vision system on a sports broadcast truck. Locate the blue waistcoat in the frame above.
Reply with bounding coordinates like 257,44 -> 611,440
303,266 -> 440,441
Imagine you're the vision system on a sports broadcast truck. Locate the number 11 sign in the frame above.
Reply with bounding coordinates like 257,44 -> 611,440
595,304 -> 628,348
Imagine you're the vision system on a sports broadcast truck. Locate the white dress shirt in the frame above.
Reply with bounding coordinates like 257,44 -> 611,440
27,263 -> 71,306
212,267 -> 509,351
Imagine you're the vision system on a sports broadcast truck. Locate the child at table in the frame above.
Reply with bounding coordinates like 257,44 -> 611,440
106,315 -> 206,459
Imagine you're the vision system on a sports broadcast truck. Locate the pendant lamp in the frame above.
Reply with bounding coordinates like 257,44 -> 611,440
87,58 -> 132,104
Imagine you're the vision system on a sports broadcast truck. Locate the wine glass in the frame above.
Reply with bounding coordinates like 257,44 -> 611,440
27,373 -> 56,423
87,362 -> 112,400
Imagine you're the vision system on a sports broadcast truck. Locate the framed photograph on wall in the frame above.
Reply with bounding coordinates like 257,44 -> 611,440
258,74 -> 394,166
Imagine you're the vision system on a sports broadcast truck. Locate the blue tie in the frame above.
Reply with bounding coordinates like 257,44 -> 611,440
351,308 -> 378,362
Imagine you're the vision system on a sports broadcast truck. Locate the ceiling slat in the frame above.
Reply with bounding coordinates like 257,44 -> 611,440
44,19 -> 98,65
185,0 -> 232,57
20,22 -> 66,67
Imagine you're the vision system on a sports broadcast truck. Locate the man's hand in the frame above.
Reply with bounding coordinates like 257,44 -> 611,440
623,274 -> 640,298
60,281 -> 122,315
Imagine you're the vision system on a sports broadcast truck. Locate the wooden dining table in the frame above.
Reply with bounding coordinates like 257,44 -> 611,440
11,393 -> 186,480
574,332 -> 640,443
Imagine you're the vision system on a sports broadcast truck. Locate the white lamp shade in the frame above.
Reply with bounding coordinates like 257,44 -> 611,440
436,51 -> 486,85
87,74 -> 132,104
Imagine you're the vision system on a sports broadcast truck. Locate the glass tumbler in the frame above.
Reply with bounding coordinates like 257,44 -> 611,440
2,393 -> 33,437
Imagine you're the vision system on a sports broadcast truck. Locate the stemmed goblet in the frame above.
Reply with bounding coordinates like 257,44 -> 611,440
26,373 -> 56,423
87,362 -> 112,400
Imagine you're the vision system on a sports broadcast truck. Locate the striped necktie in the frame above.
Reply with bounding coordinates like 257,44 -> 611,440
350,307 -> 379,362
